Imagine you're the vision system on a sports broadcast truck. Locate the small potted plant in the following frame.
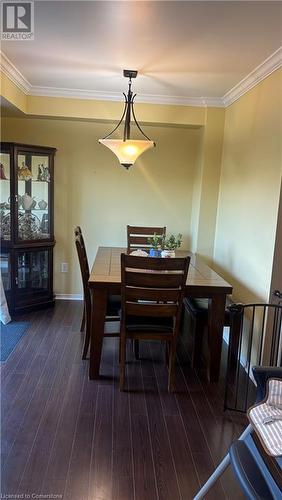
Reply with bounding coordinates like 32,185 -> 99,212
147,233 -> 163,257
161,233 -> 182,258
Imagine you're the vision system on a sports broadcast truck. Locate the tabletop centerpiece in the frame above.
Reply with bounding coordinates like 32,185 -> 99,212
161,233 -> 182,258
147,233 -> 163,257
148,233 -> 182,257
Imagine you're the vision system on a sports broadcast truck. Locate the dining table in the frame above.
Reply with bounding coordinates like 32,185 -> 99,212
88,247 -> 233,383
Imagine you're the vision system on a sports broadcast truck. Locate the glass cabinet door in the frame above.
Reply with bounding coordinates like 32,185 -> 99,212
0,252 -> 11,291
16,249 -> 51,307
17,152 -> 51,241
0,151 -> 11,242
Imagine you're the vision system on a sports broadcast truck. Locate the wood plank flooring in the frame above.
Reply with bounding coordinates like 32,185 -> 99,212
1,300 -> 246,500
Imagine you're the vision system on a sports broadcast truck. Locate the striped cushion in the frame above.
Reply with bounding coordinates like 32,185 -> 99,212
248,379 -> 282,457
268,378 -> 282,410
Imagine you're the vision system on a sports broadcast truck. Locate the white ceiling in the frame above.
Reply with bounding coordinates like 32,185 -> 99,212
2,1 -> 282,102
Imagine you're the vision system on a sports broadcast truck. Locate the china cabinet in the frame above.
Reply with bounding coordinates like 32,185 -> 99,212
0,143 -> 56,313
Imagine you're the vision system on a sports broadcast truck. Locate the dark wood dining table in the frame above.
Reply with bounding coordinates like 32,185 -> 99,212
88,247 -> 233,383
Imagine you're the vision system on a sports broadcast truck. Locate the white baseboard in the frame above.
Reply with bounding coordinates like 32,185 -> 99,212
55,294 -> 83,301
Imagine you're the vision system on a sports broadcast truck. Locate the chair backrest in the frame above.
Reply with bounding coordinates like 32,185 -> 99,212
121,254 -> 190,332
74,226 -> 89,276
75,231 -> 91,307
127,225 -> 166,253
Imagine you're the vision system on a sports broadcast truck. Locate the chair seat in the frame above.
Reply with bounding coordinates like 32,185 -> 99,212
106,295 -> 121,316
183,297 -> 230,325
126,315 -> 173,333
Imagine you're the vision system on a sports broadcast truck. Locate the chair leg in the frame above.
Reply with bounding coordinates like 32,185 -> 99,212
82,302 -> 91,360
80,303 -> 86,332
119,337 -> 121,364
134,340 -> 140,360
165,341 -> 169,366
168,340 -> 177,392
82,320 -> 90,359
119,333 -> 126,391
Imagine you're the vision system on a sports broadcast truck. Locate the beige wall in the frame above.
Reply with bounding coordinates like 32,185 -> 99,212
213,68 -> 282,302
0,73 -> 27,113
2,69 -> 281,303
2,117 -> 201,295
191,107 -> 225,264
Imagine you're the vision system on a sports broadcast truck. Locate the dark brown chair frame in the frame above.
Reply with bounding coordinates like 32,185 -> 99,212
127,225 -> 166,253
75,228 -> 120,359
74,226 -> 88,333
120,254 -> 190,391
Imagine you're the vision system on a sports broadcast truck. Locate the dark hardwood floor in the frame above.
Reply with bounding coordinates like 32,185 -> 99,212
1,300 -> 246,500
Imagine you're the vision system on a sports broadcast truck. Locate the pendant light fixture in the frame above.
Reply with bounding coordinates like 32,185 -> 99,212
99,70 -> 155,169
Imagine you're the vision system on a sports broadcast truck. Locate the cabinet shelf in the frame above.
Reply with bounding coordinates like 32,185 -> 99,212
18,179 -> 50,183
1,209 -> 48,212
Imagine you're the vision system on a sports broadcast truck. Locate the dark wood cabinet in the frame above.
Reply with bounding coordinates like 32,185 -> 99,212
0,142 -> 56,314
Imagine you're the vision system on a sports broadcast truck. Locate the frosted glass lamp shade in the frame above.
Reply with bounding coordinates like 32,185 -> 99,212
99,139 -> 155,168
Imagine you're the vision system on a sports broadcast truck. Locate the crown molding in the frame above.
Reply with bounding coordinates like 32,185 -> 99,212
222,46 -> 282,107
30,85 -> 127,102
1,48 -> 281,109
28,84 -> 224,107
0,51 -> 31,94
135,94 -> 224,107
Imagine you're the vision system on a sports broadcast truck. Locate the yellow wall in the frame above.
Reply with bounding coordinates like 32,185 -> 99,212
26,95 -> 206,126
0,69 -> 206,126
0,73 -> 27,114
191,107 -> 225,264
213,68 -> 282,302
1,67 -> 281,304
1,117 -> 201,295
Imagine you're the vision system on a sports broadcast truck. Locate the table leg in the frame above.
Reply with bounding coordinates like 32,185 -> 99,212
89,288 -> 107,380
208,294 -> 226,382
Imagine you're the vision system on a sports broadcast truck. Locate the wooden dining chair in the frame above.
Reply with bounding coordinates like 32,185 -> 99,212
127,225 -> 166,253
119,254 -> 190,391
75,229 -> 120,359
74,226 -> 88,332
